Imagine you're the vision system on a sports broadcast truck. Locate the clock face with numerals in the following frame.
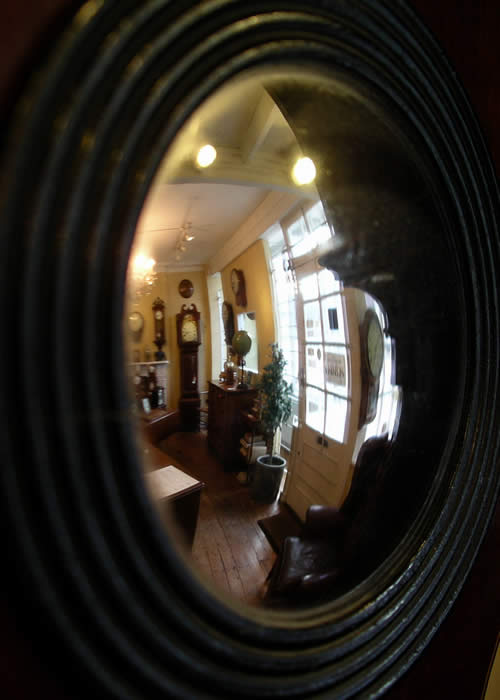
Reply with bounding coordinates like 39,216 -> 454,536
154,310 -> 163,320
181,315 -> 198,343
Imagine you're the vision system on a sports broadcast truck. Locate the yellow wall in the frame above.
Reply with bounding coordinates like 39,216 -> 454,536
221,239 -> 276,375
125,269 -> 211,410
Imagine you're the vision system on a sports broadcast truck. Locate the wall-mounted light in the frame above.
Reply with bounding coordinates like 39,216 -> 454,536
291,156 -> 316,185
196,144 -> 217,168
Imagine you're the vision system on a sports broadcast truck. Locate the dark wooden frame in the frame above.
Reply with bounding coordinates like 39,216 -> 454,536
222,300 -> 235,347
0,2 -> 498,699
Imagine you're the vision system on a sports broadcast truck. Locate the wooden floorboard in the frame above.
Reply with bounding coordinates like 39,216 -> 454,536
153,430 -> 279,606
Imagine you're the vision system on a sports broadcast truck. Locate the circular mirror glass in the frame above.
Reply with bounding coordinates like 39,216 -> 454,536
124,67 -> 462,610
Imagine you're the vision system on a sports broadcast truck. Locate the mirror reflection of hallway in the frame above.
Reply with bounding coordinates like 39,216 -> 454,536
123,67 -> 459,609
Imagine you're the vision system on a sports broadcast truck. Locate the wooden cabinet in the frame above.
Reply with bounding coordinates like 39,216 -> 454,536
207,381 -> 257,471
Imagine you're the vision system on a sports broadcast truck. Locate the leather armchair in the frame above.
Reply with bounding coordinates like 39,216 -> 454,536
263,434 -> 390,604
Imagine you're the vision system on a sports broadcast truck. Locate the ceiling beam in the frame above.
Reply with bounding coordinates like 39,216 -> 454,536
240,90 -> 279,162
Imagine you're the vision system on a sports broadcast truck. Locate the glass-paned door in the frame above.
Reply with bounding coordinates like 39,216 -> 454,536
266,201 -> 355,518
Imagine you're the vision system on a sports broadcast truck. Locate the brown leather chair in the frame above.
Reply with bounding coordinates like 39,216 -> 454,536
263,434 -> 391,604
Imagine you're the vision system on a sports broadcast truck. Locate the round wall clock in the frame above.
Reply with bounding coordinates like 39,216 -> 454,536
358,309 -> 385,427
127,310 -> 144,341
178,279 -> 194,298
366,312 -> 384,379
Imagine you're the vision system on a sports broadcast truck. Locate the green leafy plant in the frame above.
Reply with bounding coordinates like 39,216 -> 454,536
258,344 -> 293,458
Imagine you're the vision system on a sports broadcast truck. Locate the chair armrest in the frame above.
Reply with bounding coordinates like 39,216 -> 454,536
299,570 -> 341,596
303,505 -> 345,538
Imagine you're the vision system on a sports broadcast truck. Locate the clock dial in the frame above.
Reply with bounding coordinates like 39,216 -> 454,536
367,316 -> 384,378
154,310 -> 163,320
181,316 -> 198,343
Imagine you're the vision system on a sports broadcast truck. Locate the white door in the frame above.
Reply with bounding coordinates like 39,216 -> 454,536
265,201 -> 359,521
284,256 -> 356,520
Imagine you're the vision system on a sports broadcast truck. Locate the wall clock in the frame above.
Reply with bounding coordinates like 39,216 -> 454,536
152,297 -> 166,359
231,268 -> 247,307
178,278 -> 194,298
176,304 -> 201,430
127,310 -> 144,342
358,309 -> 384,427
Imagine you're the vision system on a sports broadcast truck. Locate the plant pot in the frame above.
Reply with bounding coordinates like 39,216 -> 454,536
250,454 -> 286,503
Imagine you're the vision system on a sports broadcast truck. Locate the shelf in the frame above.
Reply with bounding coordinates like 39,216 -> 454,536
129,361 -> 170,366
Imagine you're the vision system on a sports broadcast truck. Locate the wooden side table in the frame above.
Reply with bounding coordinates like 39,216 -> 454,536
145,465 -> 204,549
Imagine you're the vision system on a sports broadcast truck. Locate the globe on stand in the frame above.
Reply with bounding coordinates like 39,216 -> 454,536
231,330 -> 252,390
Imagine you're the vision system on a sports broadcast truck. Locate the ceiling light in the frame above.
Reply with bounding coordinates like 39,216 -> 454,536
183,232 -> 195,242
196,144 -> 217,168
292,156 -> 316,185
127,254 -> 157,298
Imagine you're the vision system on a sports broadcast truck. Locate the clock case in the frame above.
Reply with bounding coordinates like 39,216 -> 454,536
176,304 -> 201,430
152,297 -> 166,360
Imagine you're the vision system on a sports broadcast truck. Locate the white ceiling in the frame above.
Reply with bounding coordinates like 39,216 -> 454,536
131,77 -> 313,270
135,182 -> 269,267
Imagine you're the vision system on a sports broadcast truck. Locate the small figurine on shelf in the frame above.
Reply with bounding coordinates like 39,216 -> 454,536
222,347 -> 236,384
157,386 -> 165,409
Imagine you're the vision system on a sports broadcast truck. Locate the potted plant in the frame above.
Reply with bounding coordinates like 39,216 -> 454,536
251,344 -> 293,503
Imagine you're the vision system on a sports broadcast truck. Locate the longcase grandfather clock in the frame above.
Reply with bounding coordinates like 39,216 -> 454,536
176,303 -> 201,431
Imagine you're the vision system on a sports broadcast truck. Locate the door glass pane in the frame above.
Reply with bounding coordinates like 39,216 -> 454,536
318,268 -> 341,295
278,299 -> 297,327
284,350 -> 299,378
306,386 -> 325,433
299,273 -> 319,301
273,260 -> 296,301
304,300 -> 322,341
306,344 -> 324,389
325,393 -> 348,443
304,200 -> 327,231
325,346 -> 349,396
286,215 -> 308,247
321,295 -> 346,344
285,373 -> 300,399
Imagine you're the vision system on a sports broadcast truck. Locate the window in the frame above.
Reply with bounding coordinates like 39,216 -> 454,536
263,200 -> 348,447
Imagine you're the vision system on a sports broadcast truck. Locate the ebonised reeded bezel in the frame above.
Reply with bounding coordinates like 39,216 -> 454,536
0,1 -> 498,699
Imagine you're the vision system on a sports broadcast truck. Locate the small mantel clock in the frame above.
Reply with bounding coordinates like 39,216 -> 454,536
176,304 -> 201,430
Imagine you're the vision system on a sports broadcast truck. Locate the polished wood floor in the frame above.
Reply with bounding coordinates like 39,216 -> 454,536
158,431 -> 279,606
